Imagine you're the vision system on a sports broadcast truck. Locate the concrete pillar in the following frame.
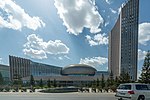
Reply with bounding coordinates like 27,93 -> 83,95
89,88 -> 92,93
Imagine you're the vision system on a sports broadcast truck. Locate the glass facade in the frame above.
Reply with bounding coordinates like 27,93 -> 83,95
109,0 -> 139,81
0,64 -> 10,81
9,55 -> 30,80
9,55 -> 62,81
30,61 -> 62,76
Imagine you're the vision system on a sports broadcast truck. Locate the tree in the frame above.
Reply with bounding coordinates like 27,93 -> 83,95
53,79 -> 57,87
96,78 -> 100,87
30,75 -> 35,87
106,78 -> 111,87
119,70 -> 131,83
39,79 -> 43,88
17,75 -> 23,87
139,50 -> 150,84
108,76 -> 120,92
109,70 -> 114,85
101,74 -> 105,89
0,72 -> 4,85
92,80 -> 96,88
12,74 -> 22,88
114,76 -> 120,87
47,79 -> 51,88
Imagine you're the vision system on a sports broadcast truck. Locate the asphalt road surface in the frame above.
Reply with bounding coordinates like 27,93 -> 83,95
0,92 -> 116,100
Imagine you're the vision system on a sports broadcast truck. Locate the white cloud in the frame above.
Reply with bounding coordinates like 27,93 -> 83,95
118,6 -> 122,15
64,55 -> 70,60
45,40 -> 69,55
58,57 -> 63,60
139,23 -> 150,45
23,34 -> 70,59
80,56 -> 108,69
137,70 -> 142,79
54,55 -> 70,61
105,0 -> 112,4
0,0 -> 45,31
138,49 -> 147,61
23,48 -> 47,59
104,21 -> 109,27
0,57 -> 2,63
54,0 -> 104,35
109,8 -> 117,14
86,33 -> 108,46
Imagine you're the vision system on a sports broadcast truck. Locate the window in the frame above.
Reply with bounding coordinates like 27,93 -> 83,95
136,85 -> 150,90
118,85 -> 131,90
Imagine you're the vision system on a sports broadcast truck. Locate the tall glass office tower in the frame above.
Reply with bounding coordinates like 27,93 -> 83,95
109,0 -> 139,81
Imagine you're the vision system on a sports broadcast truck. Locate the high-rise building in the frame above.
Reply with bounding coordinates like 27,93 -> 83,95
109,0 -> 139,81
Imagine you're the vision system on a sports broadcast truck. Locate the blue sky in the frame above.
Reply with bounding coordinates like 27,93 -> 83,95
0,0 -> 150,75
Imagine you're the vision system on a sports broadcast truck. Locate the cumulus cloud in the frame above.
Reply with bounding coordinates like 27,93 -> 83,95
80,56 -> 108,69
109,8 -> 117,14
23,34 -> 70,59
139,23 -> 150,45
23,48 -> 47,59
86,33 -> 108,46
0,0 -> 45,31
138,49 -> 147,61
54,0 -> 104,35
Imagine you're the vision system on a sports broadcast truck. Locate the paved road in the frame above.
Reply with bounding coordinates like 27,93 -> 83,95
0,92 -> 116,100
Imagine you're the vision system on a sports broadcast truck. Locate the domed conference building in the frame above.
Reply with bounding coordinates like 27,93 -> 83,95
22,64 -> 109,87
9,55 -> 109,87
62,64 -> 97,76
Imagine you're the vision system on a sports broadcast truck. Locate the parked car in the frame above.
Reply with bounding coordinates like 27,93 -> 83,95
115,83 -> 150,100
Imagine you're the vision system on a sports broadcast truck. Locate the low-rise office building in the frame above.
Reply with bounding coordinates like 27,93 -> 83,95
0,64 -> 10,82
9,55 -> 62,81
